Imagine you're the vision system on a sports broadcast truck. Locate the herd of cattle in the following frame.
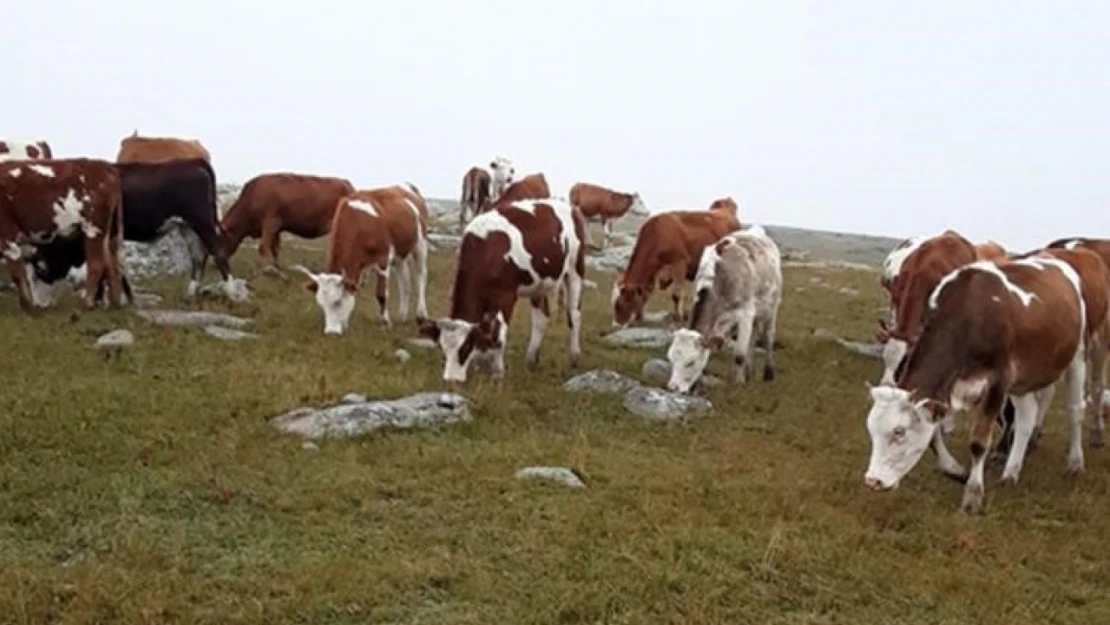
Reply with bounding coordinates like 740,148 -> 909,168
1,135 -> 1108,514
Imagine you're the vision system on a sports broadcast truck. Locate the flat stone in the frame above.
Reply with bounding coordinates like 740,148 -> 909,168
813,328 -> 883,359
270,392 -> 472,439
136,309 -> 253,329
603,327 -> 673,349
640,358 -> 722,388
563,369 -> 641,394
582,279 -> 598,290
203,325 -> 258,341
622,386 -> 712,422
394,348 -> 412,363
642,311 -> 670,323
515,466 -> 587,489
95,329 -> 134,349
341,393 -> 368,405
407,337 -> 438,350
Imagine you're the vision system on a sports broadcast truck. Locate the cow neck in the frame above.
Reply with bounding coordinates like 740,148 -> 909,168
447,264 -> 486,323
621,234 -> 660,289
896,313 -> 966,403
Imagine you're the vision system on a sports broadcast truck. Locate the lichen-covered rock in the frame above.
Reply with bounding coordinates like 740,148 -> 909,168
95,329 -> 134,349
122,230 -> 195,279
603,327 -> 673,349
136,309 -> 253,329
563,369 -> 641,394
203,325 -> 258,341
515,466 -> 587,489
270,392 -> 472,439
622,386 -> 712,421
407,337 -> 438,350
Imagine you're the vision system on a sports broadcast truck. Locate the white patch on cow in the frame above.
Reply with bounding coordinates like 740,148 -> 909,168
52,189 -> 86,236
2,241 -> 21,261
348,199 -> 378,217
27,164 -> 55,177
399,181 -> 419,197
667,328 -> 711,393
25,265 -> 65,308
466,199 -> 580,298
1024,256 -> 1086,339
864,386 -> 943,490
950,376 -> 989,413
1063,239 -> 1082,250
970,260 -> 1037,306
882,234 -> 934,283
8,168 -> 22,178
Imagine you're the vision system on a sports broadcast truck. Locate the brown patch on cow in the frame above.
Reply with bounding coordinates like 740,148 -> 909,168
24,144 -> 39,159
882,230 -> 977,345
220,173 -> 355,265
569,182 -> 637,221
116,133 -> 211,164
974,240 -> 1007,262
490,172 -> 550,209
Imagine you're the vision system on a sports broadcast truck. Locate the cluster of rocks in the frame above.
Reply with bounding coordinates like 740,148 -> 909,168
562,369 -> 712,421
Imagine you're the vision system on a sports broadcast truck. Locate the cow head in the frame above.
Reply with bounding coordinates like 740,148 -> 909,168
418,312 -> 506,383
294,265 -> 357,335
629,193 -> 649,217
488,156 -> 515,198
610,279 -> 647,328
864,385 -> 948,491
666,328 -> 724,393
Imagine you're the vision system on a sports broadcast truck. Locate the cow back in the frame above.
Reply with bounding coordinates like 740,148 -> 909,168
117,134 -> 211,164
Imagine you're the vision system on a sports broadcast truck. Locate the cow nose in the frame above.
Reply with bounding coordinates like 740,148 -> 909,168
864,476 -> 885,491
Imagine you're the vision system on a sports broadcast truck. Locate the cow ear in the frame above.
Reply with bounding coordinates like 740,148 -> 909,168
914,398 -> 949,423
340,270 -> 358,293
489,161 -> 497,169
303,280 -> 318,293
705,335 -> 724,350
418,319 -> 440,342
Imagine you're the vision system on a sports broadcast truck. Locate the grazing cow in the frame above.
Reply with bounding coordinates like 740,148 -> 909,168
0,139 -> 53,162
611,200 -> 741,326
568,182 -> 648,249
489,156 -> 515,202
491,172 -> 551,207
116,130 -> 211,164
864,256 -> 1089,514
219,173 -> 355,270
0,159 -> 125,311
417,198 -> 586,383
666,225 -> 782,394
26,159 -> 247,304
459,166 -> 491,229
294,183 -> 429,335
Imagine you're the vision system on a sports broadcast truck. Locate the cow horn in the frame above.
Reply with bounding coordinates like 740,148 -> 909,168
291,264 -> 318,281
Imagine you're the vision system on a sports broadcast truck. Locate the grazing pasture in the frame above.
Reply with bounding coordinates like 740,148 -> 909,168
0,212 -> 1108,624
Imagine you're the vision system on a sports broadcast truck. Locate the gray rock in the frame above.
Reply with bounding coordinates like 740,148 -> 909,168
813,328 -> 883,359
582,279 -> 598,290
133,292 -> 163,307
341,393 -> 368,404
642,311 -> 670,323
515,466 -> 587,489
95,329 -> 134,349
563,369 -> 641,394
122,229 -> 194,279
622,386 -> 712,422
135,309 -> 253,329
394,348 -> 412,363
584,245 -> 633,273
302,441 -> 319,452
203,325 -> 258,341
407,337 -> 438,350
196,278 -> 252,303
603,327 -> 673,349
270,392 -> 472,439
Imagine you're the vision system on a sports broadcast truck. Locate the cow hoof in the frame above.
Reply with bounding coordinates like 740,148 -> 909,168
1091,429 -> 1105,448
763,366 -> 775,382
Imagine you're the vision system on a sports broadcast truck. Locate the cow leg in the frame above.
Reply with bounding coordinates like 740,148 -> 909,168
961,385 -> 1005,514
5,259 -> 34,311
931,429 -> 967,480
1000,393 -> 1039,483
179,226 -> 208,301
525,296 -> 550,370
728,307 -> 757,385
81,236 -> 110,311
1066,344 -> 1088,474
1029,383 -> 1056,453
396,256 -> 411,323
375,261 -> 392,327
761,309 -> 779,382
665,263 -> 687,323
1088,335 -> 1107,448
564,271 -> 583,368
257,218 -> 281,270
413,231 -> 429,322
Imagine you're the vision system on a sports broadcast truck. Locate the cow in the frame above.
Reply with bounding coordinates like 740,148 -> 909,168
490,172 -> 551,207
0,139 -> 53,162
863,255 -> 1091,514
459,166 -> 491,229
219,173 -> 355,271
0,159 -> 126,311
610,199 -> 741,327
568,182 -> 648,250
116,130 -> 211,164
417,198 -> 586,384
25,159 -> 247,305
974,240 -> 1008,262
666,225 -> 782,394
293,183 -> 429,335
488,156 -> 515,203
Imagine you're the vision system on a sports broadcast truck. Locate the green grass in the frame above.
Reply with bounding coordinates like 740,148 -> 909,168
1,238 -> 1109,625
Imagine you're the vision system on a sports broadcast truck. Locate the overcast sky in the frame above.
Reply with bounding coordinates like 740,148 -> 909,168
5,1 -> 1108,250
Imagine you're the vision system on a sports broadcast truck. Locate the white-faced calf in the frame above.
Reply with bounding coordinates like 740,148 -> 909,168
294,183 -> 429,335
666,225 -> 782,394
417,199 -> 586,383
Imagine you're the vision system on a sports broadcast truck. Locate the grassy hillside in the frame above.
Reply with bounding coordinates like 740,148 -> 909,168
0,230 -> 1106,624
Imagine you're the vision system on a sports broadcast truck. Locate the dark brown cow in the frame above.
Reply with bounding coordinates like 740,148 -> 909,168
116,130 -> 211,164
293,183 -> 429,335
489,172 -> 550,207
568,181 -> 648,249
460,166 -> 491,229
610,200 -> 740,326
0,140 -> 53,162
219,173 -> 355,270
864,254 -> 1091,514
417,198 -> 586,383
0,159 -> 125,311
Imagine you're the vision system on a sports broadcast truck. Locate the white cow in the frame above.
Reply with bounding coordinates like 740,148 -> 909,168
666,224 -> 783,393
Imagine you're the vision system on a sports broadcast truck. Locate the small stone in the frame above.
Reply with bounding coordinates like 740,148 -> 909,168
203,325 -> 258,341
95,329 -> 134,349
622,386 -> 712,422
839,287 -> 860,296
341,393 -> 368,404
642,311 -> 670,323
563,369 -> 642,394
302,441 -> 319,451
603,327 -> 672,349
136,309 -> 253,329
394,348 -> 412,363
582,279 -> 598,290
407,338 -> 438,350
515,466 -> 587,489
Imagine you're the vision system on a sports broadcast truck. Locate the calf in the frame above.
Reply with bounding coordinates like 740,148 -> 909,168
666,225 -> 782,394
0,158 -> 126,311
294,183 -> 429,335
417,198 -> 586,383
611,200 -> 741,326
491,172 -> 550,207
220,172 -> 355,270
27,158 -> 246,304
116,130 -> 210,164
569,181 -> 648,250
459,166 -> 491,229
0,139 -> 53,162
864,256 -> 1089,514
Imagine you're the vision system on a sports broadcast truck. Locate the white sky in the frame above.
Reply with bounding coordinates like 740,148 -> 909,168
5,1 -> 1108,250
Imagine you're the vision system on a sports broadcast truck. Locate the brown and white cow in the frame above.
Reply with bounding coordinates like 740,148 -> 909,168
610,199 -> 741,327
219,173 -> 355,270
417,198 -> 586,383
0,139 -> 53,162
488,156 -> 515,202
490,172 -> 551,207
293,183 -> 429,335
459,166 -> 491,229
116,130 -> 211,164
568,181 -> 648,249
864,255 -> 1090,514
0,159 -> 126,311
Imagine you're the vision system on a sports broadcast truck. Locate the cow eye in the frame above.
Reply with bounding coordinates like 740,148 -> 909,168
892,426 -> 907,440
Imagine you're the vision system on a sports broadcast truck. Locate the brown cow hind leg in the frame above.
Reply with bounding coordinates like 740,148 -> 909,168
375,260 -> 392,327
525,295 -> 551,370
